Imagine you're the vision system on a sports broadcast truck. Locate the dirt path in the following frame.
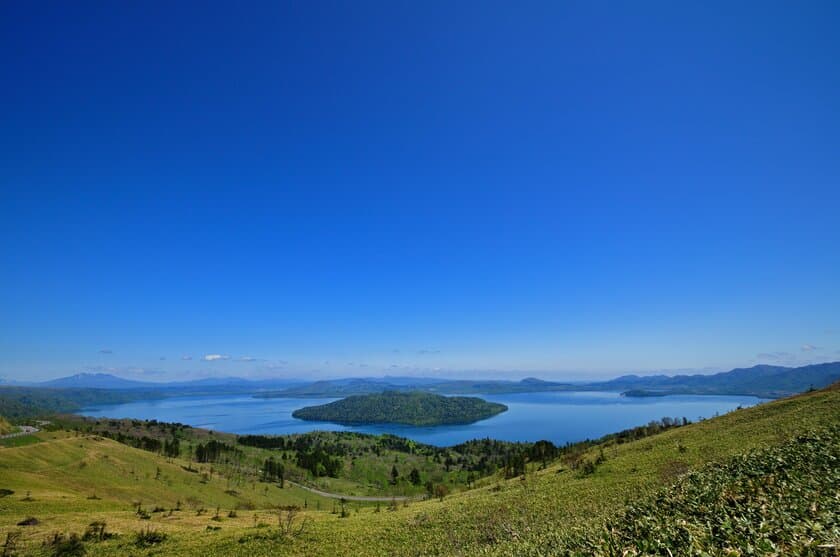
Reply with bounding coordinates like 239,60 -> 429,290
286,480 -> 425,502
0,425 -> 39,440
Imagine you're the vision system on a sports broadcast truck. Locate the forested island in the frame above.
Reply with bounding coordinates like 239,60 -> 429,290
291,391 -> 508,426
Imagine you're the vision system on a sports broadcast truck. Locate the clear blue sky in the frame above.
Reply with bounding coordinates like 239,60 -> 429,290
1,2 -> 839,382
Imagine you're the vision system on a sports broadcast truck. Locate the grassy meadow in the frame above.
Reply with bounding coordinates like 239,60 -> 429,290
0,416 -> 12,435
0,384 -> 837,556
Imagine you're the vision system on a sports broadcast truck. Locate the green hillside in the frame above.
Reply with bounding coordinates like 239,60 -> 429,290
0,416 -> 12,435
0,384 -> 837,556
291,391 -> 508,426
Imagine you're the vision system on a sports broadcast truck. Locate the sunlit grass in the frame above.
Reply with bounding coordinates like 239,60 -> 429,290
1,385 -> 837,556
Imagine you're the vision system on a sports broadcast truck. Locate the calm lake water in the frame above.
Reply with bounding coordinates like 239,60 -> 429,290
80,391 -> 767,447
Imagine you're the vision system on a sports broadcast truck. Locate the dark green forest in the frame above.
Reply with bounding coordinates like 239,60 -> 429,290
291,391 -> 508,426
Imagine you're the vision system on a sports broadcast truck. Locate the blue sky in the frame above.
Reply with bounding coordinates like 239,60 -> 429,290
1,2 -> 839,382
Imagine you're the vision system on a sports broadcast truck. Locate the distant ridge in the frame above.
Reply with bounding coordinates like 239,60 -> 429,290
40,373 -> 152,390
261,362 -> 840,399
599,361 -> 840,398
33,373 -> 303,391
23,361 -> 840,400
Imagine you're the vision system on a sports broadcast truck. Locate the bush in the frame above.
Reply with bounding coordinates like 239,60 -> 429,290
566,426 -> 840,555
45,533 -> 86,557
134,527 -> 167,547
82,521 -> 112,542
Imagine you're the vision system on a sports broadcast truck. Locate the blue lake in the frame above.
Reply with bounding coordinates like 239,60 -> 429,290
81,391 -> 767,447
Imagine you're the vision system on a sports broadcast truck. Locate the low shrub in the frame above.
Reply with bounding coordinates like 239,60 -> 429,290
45,532 -> 85,557
134,527 -> 166,547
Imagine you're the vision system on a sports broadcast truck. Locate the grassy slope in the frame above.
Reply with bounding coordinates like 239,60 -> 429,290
0,416 -> 12,435
230,384 -> 840,557
0,431 -> 338,554
1,385 -> 837,556
67,418 -> 482,498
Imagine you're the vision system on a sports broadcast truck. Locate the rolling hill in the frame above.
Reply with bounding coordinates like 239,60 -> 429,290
0,416 -> 12,435
0,383 -> 836,555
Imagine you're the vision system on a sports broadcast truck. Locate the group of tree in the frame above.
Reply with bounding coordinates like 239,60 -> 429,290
162,437 -> 180,458
261,457 -> 285,486
296,448 -> 342,477
194,439 -> 241,463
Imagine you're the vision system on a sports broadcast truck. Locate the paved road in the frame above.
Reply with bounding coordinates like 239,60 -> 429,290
0,425 -> 39,440
286,480 -> 425,502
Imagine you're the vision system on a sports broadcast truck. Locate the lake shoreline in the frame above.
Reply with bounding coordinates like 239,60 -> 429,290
80,391 -> 768,447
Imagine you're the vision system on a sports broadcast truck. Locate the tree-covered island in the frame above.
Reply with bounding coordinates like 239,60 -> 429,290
291,391 -> 508,426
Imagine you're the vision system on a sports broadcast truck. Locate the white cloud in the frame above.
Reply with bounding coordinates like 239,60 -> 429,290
181,355 -> 193,360
801,344 -> 821,352
202,354 -> 231,361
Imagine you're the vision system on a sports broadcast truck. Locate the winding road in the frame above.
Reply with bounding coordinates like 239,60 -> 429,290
0,427 -> 421,502
0,425 -> 39,440
286,480 -> 426,502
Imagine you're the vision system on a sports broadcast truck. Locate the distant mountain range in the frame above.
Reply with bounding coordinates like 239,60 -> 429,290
258,376 -> 574,398
29,373 -> 302,392
11,361 -> 840,400
596,362 -> 840,398
40,373 -> 153,389
258,362 -> 840,399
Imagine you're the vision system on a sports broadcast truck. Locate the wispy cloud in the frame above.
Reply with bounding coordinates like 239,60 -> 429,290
202,354 -> 231,361
801,344 -> 821,352
81,365 -> 160,377
417,349 -> 441,355
159,356 -> 166,361
237,356 -> 266,362
98,349 -> 113,354
261,361 -> 288,371
181,355 -> 193,360
756,351 -> 792,361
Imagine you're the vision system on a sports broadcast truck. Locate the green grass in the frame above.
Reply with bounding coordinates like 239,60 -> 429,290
0,415 -> 12,435
0,434 -> 41,448
560,426 -> 839,555
1,385 -> 837,556
69,420 -> 521,499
